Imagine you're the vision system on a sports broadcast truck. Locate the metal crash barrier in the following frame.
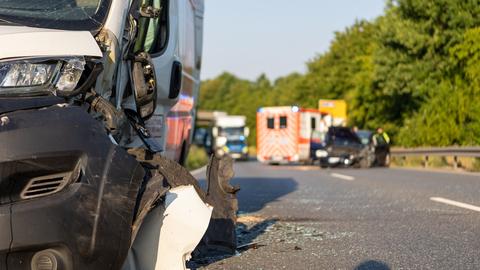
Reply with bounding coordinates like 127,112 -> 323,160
391,147 -> 480,169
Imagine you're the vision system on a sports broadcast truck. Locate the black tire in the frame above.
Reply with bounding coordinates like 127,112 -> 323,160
303,159 -> 314,166
359,149 -> 373,169
384,153 -> 391,167
359,157 -> 370,169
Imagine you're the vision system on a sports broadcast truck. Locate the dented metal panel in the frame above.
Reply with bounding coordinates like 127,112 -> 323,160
0,26 -> 102,60
0,97 -> 64,115
0,207 -> 10,270
0,106 -> 144,269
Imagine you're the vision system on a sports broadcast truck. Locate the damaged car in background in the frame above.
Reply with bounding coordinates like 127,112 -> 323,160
0,0 -> 239,269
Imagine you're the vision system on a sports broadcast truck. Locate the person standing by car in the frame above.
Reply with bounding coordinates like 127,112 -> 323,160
375,127 -> 391,145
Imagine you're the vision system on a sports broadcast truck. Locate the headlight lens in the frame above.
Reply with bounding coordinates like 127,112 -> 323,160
0,63 -> 57,88
55,58 -> 86,92
0,57 -> 86,97
316,150 -> 329,158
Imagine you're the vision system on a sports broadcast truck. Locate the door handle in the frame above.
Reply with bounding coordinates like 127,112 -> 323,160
169,61 -> 182,99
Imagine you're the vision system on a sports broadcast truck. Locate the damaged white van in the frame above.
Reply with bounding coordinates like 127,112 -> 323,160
0,1 -> 237,270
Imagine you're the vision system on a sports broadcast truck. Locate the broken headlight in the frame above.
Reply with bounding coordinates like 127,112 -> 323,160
0,57 -> 86,97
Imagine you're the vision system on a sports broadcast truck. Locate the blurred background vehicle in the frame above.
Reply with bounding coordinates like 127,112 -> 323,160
213,115 -> 250,160
318,99 -> 348,127
256,106 -> 321,164
194,111 -> 250,160
356,130 -> 391,167
311,127 -> 367,168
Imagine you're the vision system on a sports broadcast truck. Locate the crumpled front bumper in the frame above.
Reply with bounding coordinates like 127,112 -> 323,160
0,106 -> 144,270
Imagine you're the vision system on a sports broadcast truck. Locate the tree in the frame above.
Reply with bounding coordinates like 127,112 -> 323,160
198,0 -> 480,147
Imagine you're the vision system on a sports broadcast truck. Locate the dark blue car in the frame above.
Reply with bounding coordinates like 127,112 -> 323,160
310,127 -> 368,168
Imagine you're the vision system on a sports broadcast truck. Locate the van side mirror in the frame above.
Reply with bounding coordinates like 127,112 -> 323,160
245,127 -> 250,137
132,52 -> 157,120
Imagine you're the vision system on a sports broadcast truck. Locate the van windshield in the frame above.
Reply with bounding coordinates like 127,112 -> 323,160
220,127 -> 245,140
0,0 -> 110,31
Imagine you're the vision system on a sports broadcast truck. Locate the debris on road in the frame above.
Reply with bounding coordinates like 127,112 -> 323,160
128,150 -> 240,269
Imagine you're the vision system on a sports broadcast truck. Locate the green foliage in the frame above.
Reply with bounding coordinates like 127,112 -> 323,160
185,145 -> 209,171
198,0 -> 480,147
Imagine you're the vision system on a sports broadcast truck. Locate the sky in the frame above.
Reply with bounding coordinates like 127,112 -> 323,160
201,0 -> 386,81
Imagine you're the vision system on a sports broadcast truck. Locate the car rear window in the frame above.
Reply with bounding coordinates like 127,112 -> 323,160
333,128 -> 361,145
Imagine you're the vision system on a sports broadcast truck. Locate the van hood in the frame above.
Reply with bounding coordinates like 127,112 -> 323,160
0,26 -> 103,60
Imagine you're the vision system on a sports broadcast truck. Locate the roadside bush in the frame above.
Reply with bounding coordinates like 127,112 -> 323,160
469,158 -> 480,172
186,145 -> 209,171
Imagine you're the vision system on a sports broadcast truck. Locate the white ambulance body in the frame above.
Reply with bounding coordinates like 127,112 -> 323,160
256,106 -> 321,164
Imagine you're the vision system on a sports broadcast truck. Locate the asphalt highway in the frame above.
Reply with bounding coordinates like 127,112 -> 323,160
194,161 -> 480,270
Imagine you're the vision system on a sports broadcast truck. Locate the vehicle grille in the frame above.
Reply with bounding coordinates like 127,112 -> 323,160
20,172 -> 73,200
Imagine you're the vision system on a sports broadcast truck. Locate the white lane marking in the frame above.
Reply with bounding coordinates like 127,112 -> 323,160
430,197 -> 480,212
330,173 -> 355,181
190,165 -> 207,177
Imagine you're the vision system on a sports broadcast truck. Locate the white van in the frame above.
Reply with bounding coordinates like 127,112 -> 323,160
0,1 -> 208,269
0,0 -> 204,163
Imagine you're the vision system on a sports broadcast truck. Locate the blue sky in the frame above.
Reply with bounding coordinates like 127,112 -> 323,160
202,0 -> 386,81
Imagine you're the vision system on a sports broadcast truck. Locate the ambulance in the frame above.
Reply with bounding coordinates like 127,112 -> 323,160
256,106 -> 322,164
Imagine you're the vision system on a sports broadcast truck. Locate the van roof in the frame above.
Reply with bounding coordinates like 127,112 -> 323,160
257,106 -> 319,113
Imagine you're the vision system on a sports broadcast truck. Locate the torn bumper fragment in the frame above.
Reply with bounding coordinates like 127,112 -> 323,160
123,186 -> 212,270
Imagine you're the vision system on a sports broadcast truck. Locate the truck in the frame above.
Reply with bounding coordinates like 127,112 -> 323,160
195,111 -> 250,160
318,99 -> 348,127
0,1 -> 239,270
256,106 -> 321,164
213,115 -> 250,160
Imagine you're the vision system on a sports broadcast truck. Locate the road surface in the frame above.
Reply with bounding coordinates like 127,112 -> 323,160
192,161 -> 480,270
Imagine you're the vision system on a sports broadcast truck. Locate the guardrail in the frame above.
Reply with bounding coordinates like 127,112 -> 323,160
391,147 -> 480,169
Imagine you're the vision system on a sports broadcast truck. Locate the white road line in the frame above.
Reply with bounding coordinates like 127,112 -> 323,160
430,197 -> 480,212
330,173 -> 355,181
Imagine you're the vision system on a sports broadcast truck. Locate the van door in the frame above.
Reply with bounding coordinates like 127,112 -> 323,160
164,0 -> 199,162
130,0 -> 182,155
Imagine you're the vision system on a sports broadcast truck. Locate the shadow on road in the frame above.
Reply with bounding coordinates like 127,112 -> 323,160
232,177 -> 298,213
354,260 -> 391,270
189,218 -> 278,269
190,176 -> 296,268
236,219 -> 277,248
197,176 -> 298,214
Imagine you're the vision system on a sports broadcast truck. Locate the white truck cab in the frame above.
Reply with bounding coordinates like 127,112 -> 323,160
213,115 -> 250,160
